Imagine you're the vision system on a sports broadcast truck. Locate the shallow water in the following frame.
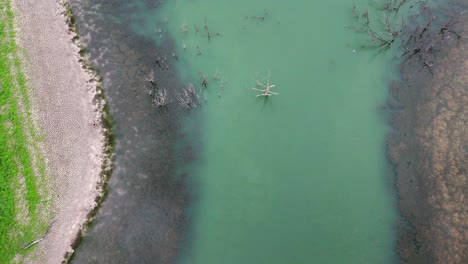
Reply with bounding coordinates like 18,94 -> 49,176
72,0 -> 398,263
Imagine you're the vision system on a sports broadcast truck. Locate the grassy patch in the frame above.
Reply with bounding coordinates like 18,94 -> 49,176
0,0 -> 49,262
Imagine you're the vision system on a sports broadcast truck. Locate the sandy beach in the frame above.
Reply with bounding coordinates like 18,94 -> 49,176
12,0 -> 107,262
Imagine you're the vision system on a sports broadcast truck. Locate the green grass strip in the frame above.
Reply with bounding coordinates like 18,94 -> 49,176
0,0 -> 48,262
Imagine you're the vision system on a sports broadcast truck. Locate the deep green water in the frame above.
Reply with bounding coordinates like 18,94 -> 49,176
138,1 -> 398,263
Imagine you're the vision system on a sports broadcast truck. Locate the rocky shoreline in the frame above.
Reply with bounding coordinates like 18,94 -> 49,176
387,6 -> 467,263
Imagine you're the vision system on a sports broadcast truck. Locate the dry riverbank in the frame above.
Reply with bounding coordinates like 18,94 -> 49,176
12,0 -> 110,262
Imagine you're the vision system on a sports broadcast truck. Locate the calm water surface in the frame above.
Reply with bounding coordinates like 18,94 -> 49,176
73,0 -> 398,263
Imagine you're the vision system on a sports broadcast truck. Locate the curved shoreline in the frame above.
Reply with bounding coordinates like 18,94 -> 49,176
12,0 -> 111,262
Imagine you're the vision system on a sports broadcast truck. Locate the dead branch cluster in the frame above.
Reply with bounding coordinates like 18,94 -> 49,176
401,10 -> 465,74
352,1 -> 407,51
145,69 -> 202,110
195,72 -> 210,102
438,14 -> 465,41
154,52 -> 170,70
251,70 -> 278,97
401,15 -> 438,73
176,83 -> 199,109
370,14 -> 402,51
378,0 -> 412,13
352,0 -> 465,74
145,69 -> 169,108
191,18 -> 222,42
200,73 -> 208,88
182,19 -> 222,57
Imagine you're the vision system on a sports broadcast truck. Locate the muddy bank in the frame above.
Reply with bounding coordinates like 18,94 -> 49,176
388,5 -> 467,263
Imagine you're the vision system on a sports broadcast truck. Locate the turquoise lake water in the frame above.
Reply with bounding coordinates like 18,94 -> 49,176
144,1 -> 398,263
70,0 -> 401,263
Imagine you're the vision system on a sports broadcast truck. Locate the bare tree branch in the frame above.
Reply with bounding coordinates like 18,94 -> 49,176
252,70 -> 278,97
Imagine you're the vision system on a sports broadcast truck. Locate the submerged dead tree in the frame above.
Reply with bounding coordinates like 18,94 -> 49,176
152,88 -> 169,108
351,0 -> 465,74
145,71 -> 201,110
197,71 -> 208,93
400,6 -> 466,74
355,1 -> 468,263
145,69 -> 169,108
252,70 -> 278,97
144,65 -> 205,111
378,0 -> 413,13
351,1 -> 406,51
401,15 -> 438,74
203,18 -> 222,42
176,83 -> 199,109
243,10 -> 269,23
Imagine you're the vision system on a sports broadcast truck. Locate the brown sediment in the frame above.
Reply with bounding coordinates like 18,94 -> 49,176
11,0 -> 111,263
388,11 -> 467,264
